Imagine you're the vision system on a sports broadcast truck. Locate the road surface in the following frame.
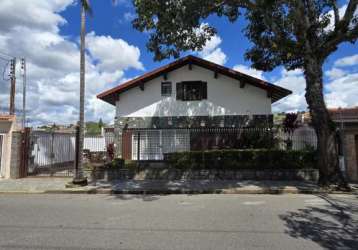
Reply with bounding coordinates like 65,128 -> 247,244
0,194 -> 357,250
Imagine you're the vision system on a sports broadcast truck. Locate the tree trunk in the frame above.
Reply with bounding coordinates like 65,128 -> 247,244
74,4 -> 86,183
304,59 -> 347,188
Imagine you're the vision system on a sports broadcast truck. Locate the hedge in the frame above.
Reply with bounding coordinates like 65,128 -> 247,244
164,149 -> 317,170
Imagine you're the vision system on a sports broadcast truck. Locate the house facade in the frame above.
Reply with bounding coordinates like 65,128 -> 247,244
97,56 -> 291,160
329,107 -> 358,182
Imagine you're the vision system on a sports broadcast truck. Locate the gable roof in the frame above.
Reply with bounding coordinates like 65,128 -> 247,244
97,55 -> 292,105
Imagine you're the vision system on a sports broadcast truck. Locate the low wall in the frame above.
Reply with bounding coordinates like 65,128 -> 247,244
85,168 -> 319,182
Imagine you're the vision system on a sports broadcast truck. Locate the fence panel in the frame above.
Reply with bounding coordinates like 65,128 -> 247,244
123,127 -> 318,161
84,136 -> 106,152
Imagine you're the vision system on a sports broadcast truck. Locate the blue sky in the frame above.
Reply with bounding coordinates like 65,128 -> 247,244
0,0 -> 357,125
61,0 -> 358,78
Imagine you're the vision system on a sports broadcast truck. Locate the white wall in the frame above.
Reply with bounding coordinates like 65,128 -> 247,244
0,120 -> 15,179
116,65 -> 272,118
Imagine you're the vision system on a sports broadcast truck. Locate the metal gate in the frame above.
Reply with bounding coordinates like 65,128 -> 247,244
25,130 -> 115,177
27,131 -> 75,177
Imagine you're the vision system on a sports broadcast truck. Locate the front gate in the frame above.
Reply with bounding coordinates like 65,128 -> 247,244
24,129 -> 115,177
27,131 -> 75,177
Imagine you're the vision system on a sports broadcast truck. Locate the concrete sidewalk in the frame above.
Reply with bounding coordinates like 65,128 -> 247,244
0,177 -> 357,194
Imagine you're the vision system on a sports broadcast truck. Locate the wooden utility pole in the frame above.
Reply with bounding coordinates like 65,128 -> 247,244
21,58 -> 27,128
9,58 -> 16,115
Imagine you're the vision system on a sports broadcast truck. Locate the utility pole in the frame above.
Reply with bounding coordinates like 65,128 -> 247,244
9,58 -> 16,115
21,58 -> 27,128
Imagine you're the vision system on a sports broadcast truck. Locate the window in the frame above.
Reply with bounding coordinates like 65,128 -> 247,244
176,81 -> 207,101
161,82 -> 172,96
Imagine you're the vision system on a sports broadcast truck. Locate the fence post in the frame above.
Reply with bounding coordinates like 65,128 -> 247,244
19,128 -> 31,178
137,131 -> 140,172
74,125 -> 80,178
50,131 -> 55,174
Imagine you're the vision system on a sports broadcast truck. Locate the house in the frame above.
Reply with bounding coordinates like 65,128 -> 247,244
0,115 -> 21,178
97,55 -> 292,160
300,108 -> 358,182
329,107 -> 358,182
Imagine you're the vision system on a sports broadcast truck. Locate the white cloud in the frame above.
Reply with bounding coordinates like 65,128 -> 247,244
118,12 -> 136,24
0,0 -> 143,126
325,67 -> 346,80
123,12 -> 136,22
233,64 -> 266,80
200,35 -> 222,56
86,31 -> 144,72
202,47 -> 227,65
112,0 -> 131,7
272,69 -> 307,113
196,23 -> 227,65
324,4 -> 347,32
0,0 -> 73,33
325,72 -> 358,108
334,54 -> 358,67
273,65 -> 358,113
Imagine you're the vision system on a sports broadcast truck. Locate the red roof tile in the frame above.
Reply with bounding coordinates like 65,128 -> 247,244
329,107 -> 358,121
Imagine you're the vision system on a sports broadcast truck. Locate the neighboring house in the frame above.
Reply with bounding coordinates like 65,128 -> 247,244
0,115 -> 19,178
97,55 -> 292,160
329,107 -> 358,182
300,108 -> 358,181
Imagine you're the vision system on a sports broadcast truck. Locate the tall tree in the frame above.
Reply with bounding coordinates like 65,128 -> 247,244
132,0 -> 358,188
73,0 -> 92,185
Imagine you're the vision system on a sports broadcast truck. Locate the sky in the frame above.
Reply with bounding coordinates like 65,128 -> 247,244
0,0 -> 357,126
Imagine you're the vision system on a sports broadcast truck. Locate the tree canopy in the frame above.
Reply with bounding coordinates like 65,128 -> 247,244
133,0 -> 358,67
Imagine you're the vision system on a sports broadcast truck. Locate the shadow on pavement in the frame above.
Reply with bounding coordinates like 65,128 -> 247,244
111,194 -> 161,202
279,194 -> 358,250
92,180 -> 319,194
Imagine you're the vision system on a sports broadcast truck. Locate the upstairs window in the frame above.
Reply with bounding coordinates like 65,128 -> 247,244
161,81 -> 172,96
176,81 -> 207,101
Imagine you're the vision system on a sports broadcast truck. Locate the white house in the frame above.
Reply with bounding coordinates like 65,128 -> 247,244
97,55 -> 291,160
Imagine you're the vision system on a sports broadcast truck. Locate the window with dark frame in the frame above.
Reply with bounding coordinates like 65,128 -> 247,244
161,81 -> 172,96
176,81 -> 207,101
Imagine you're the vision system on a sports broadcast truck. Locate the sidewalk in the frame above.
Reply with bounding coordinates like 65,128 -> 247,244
1,178 -> 357,194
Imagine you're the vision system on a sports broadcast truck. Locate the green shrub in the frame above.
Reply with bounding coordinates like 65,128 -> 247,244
164,149 -> 317,170
106,158 -> 124,168
124,160 -> 138,170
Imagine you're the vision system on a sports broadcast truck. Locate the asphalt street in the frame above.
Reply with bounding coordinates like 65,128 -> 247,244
0,194 -> 357,250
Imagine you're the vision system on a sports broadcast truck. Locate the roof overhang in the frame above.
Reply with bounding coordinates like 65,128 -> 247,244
0,115 -> 16,122
97,55 -> 292,106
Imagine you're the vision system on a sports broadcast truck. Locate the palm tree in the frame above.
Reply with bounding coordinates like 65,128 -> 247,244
73,0 -> 92,185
